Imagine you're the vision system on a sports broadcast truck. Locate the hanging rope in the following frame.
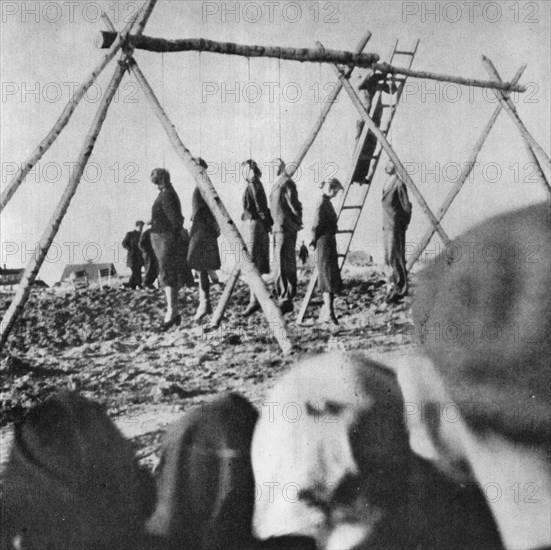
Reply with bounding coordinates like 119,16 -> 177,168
318,61 -> 323,185
247,57 -> 252,159
277,56 -> 282,159
161,51 -> 166,167
198,51 -> 203,157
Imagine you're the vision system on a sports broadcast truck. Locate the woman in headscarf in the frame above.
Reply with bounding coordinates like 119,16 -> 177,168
241,159 -> 273,316
187,157 -> 221,322
150,168 -> 184,330
310,178 -> 344,325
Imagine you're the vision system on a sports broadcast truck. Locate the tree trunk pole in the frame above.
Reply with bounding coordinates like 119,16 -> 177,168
0,11 -> 141,213
327,55 -> 451,246
407,64 -> 529,270
208,30 -> 373,326
0,0 -> 158,353
482,56 -> 551,171
97,33 -> 524,93
209,265 -> 242,328
481,56 -> 551,187
522,141 -> 550,194
126,58 -> 292,353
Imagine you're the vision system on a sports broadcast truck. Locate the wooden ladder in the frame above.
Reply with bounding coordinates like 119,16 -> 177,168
297,39 -> 419,323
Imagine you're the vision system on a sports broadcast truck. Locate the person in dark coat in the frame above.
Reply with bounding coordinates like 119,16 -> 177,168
150,168 -> 184,330
241,159 -> 273,316
298,241 -> 309,265
187,157 -> 221,322
382,161 -> 412,302
139,222 -> 158,289
178,224 -> 196,288
310,178 -> 343,325
353,69 -> 397,185
122,220 -> 144,289
269,159 -> 303,315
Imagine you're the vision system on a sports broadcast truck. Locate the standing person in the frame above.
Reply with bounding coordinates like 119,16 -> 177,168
149,168 -> 184,330
310,178 -> 343,325
139,222 -> 158,290
122,220 -> 144,289
187,157 -> 221,322
382,161 -> 412,302
241,159 -> 273,316
269,159 -> 303,315
298,241 -> 309,266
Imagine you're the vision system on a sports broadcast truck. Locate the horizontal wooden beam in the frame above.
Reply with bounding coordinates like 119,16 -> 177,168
98,32 -> 379,67
97,32 -> 526,92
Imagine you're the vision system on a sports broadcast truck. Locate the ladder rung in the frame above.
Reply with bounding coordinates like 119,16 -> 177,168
336,230 -> 354,234
394,50 -> 416,56
337,253 -> 346,257
341,205 -> 363,210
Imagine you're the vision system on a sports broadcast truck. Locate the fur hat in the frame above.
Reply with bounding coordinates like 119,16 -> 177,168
412,203 -> 551,444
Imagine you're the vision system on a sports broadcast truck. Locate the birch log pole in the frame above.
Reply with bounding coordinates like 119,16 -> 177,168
97,33 -> 524,93
326,55 -> 451,246
0,0 -> 158,353
407,64 -> 529,270
126,58 -> 292,353
209,30 -> 373,327
0,14 -> 141,213
481,56 -> 551,184
482,56 -> 551,170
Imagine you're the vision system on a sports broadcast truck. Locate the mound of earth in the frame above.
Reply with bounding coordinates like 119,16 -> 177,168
0,266 -> 415,470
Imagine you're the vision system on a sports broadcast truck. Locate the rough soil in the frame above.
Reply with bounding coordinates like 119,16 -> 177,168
0,263 -> 415,472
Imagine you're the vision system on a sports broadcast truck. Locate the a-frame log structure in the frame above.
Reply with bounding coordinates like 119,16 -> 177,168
1,0 -> 549,354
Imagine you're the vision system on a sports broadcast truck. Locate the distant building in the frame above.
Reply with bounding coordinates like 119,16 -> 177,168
59,263 -> 117,286
0,266 -> 48,291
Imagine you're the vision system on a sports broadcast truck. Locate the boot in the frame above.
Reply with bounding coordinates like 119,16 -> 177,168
163,287 -> 179,323
194,290 -> 212,322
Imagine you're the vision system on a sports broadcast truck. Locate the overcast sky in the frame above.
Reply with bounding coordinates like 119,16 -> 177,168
1,0 -> 549,284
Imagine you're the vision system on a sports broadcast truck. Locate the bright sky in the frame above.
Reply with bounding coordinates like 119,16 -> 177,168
1,0 -> 549,284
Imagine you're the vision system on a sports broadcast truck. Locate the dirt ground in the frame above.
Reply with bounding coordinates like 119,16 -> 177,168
0,263 -> 415,472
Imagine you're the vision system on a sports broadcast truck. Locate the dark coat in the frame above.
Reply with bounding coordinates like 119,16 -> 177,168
242,177 -> 273,274
122,230 -> 144,269
151,185 -> 184,235
187,187 -> 221,271
269,178 -> 302,234
382,175 -> 412,293
150,185 -> 185,287
311,195 -> 342,294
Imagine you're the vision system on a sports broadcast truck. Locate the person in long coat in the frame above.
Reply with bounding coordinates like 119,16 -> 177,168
310,178 -> 343,325
269,159 -> 303,315
150,168 -> 184,330
241,159 -> 273,316
122,220 -> 144,289
187,157 -> 221,322
139,222 -> 158,289
382,161 -> 412,301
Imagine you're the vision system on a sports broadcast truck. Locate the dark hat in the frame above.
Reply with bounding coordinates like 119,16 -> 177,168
412,203 -> 551,444
136,220 -> 145,226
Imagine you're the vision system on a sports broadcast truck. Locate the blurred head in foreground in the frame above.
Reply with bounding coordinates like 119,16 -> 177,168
251,352 -> 501,549
397,202 -> 551,550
